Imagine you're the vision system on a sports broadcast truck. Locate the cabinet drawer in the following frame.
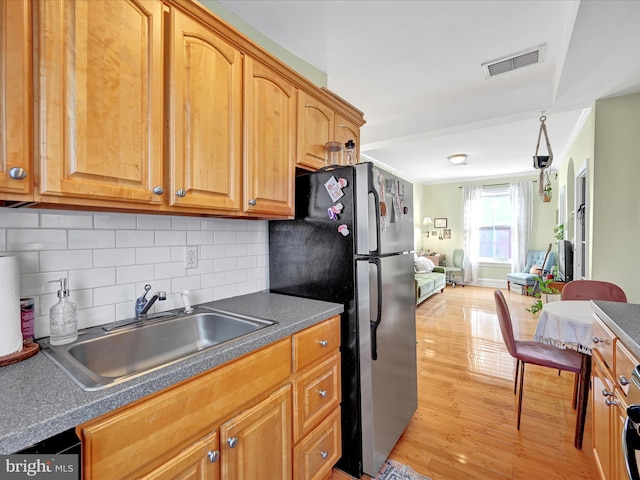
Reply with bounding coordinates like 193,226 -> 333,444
593,314 -> 616,371
78,338 -> 291,480
293,407 -> 342,480
616,341 -> 637,397
293,315 -> 340,371
293,352 -> 341,442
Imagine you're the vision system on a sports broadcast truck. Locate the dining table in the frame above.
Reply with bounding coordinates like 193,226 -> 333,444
534,299 -> 594,449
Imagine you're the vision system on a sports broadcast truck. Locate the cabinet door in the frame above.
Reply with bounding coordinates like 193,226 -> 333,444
297,92 -> 334,171
36,0 -> 164,205
168,9 -> 243,212
593,353 -> 614,480
243,58 -> 295,217
334,114 -> 360,165
613,390 -> 628,480
220,384 -> 292,480
139,431 -> 220,480
0,0 -> 32,198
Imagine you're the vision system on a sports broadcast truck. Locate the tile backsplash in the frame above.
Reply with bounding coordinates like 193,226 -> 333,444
0,208 -> 269,339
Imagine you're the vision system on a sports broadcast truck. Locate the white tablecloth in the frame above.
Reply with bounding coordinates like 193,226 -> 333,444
534,300 -> 594,354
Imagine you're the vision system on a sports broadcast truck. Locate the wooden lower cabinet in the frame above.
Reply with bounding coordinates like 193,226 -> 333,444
592,313 -> 638,480
292,316 -> 342,480
77,316 -> 342,480
220,385 -> 292,480
139,431 -> 220,480
593,352 -> 615,480
293,407 -> 341,480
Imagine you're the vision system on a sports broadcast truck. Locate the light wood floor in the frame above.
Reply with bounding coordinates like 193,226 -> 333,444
332,285 -> 600,480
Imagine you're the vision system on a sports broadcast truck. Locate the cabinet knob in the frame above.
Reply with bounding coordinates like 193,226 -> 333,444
8,167 -> 27,180
592,336 -> 603,344
207,450 -> 219,463
318,390 -> 327,398
319,340 -> 328,347
602,388 -> 613,398
176,189 -> 187,197
248,199 -> 257,206
605,398 -> 618,407
152,186 -> 164,195
620,375 -> 630,386
227,437 -> 238,448
320,451 -> 328,460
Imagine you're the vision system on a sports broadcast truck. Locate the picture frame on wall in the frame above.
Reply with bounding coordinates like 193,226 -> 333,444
434,218 -> 447,228
431,230 -> 438,236
443,229 -> 451,239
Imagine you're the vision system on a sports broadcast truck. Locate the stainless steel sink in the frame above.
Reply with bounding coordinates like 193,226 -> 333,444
39,308 -> 276,391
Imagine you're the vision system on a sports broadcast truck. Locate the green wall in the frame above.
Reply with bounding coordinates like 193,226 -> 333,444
414,175 -> 558,284
554,92 -> 640,302
199,1 -> 327,87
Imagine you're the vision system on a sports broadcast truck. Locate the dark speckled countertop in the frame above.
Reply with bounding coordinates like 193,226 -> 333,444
0,292 -> 343,454
592,300 -> 640,358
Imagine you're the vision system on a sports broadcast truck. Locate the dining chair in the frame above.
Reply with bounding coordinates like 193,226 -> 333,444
494,290 -> 583,429
561,280 -> 627,302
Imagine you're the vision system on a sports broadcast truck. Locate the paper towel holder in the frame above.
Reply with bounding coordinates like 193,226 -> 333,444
0,342 -> 40,367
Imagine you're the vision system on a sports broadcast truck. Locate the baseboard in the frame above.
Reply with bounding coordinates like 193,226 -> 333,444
459,279 -> 507,289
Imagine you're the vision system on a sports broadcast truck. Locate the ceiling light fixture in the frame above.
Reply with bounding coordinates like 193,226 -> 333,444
447,154 -> 468,165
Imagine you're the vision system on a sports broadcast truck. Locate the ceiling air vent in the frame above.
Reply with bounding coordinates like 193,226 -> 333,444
482,45 -> 544,78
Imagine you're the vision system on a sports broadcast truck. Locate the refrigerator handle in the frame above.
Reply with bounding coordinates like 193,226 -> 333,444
369,258 -> 382,360
369,184 -> 381,256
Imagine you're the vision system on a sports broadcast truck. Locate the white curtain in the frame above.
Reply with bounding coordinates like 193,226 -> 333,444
509,181 -> 533,273
462,185 -> 482,283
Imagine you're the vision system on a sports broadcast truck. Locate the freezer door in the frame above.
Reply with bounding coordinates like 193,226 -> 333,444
354,163 -> 414,256
357,253 -> 418,476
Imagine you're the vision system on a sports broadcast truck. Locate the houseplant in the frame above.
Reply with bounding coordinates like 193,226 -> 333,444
526,276 -> 560,315
554,223 -> 564,240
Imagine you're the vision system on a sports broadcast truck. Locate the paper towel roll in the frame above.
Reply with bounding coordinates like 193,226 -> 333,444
0,255 -> 23,356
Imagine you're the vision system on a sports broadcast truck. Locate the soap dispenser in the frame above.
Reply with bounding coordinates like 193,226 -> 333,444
48,278 -> 78,346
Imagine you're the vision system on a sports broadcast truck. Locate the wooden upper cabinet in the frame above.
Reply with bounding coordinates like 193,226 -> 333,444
297,92 -> 334,170
36,0 -> 164,205
168,8 -> 243,212
0,0 -> 32,199
334,114 -> 360,165
243,58 -> 295,217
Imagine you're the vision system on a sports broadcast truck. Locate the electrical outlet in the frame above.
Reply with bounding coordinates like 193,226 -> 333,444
185,245 -> 198,269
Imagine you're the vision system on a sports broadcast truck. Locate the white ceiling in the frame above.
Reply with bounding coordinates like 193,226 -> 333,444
213,0 -> 640,185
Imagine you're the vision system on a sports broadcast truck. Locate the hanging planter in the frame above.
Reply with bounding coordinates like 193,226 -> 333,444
533,115 -> 554,201
542,171 -> 552,202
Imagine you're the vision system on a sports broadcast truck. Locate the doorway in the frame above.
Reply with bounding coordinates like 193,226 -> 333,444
574,164 -> 589,279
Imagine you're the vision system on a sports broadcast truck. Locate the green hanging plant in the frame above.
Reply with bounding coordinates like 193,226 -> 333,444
525,277 -> 560,316
554,223 -> 564,240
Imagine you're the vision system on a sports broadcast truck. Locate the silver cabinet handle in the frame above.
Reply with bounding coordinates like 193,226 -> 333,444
176,189 -> 187,197
153,186 -> 164,195
319,340 -> 328,347
602,388 -> 613,397
320,451 -> 328,460
605,398 -> 618,407
620,375 -> 630,386
248,199 -> 257,206
319,390 -> 327,398
592,336 -> 602,344
8,167 -> 27,180
227,437 -> 238,448
207,450 -> 219,463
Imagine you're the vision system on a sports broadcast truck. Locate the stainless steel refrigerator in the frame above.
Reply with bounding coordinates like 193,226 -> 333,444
269,162 -> 418,477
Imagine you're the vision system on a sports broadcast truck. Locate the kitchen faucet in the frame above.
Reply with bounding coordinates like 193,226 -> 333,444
135,284 -> 167,319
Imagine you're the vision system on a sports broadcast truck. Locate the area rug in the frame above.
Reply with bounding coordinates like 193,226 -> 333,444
373,459 -> 432,480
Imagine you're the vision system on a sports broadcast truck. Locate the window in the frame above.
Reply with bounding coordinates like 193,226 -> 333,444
478,186 -> 512,262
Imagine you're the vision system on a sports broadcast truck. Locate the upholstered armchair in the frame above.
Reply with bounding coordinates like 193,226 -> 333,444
506,250 -> 556,295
